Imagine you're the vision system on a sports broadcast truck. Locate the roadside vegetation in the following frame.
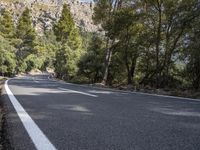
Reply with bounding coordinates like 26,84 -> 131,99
0,1 -> 200,97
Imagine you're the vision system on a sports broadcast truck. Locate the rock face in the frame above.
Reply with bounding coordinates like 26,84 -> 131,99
0,0 -> 98,34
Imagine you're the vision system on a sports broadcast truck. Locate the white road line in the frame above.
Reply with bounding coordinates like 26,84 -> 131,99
58,87 -> 98,97
130,91 -> 200,102
48,76 -> 200,102
48,76 -> 51,80
32,77 -> 39,83
34,80 -> 39,83
5,80 -> 57,150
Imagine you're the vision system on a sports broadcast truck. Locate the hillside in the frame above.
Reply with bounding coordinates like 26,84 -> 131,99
0,0 -> 98,34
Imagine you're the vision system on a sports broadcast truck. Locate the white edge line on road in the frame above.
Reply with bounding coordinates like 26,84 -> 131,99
130,91 -> 200,102
48,76 -> 200,102
34,80 -> 39,83
58,87 -> 98,97
32,77 -> 39,83
4,80 -> 57,150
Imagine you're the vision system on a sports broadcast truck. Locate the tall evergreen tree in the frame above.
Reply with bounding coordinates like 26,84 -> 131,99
54,4 -> 83,79
78,34 -> 105,83
0,10 -> 15,39
16,7 -> 36,50
0,10 -> 16,76
16,7 -> 36,72
0,35 -> 16,76
53,4 -> 75,43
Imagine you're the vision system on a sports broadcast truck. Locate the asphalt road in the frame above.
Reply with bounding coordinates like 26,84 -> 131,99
2,74 -> 200,150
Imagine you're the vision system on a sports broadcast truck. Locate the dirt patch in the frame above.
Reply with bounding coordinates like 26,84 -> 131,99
28,69 -> 42,75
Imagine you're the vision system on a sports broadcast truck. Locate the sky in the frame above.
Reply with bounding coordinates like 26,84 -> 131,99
80,0 -> 93,2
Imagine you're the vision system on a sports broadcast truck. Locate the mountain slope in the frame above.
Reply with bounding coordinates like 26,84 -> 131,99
0,0 -> 98,34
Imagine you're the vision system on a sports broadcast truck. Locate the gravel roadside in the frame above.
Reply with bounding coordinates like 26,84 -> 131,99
0,78 -> 7,150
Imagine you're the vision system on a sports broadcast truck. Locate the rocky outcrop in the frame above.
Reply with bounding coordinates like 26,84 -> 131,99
0,0 -> 98,34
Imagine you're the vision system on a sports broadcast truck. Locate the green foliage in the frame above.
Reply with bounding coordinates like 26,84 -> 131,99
15,7 -> 36,72
91,0 -> 200,89
93,0 -> 111,26
0,10 -> 16,76
53,4 -> 75,43
78,34 -> 105,83
93,0 -> 120,85
55,44 -> 77,79
79,30 -> 94,50
34,31 -> 59,70
185,17 -> 200,90
16,7 -> 36,52
0,1 -> 200,92
0,35 -> 16,76
25,54 -> 43,72
111,7 -> 145,84
0,10 -> 15,39
54,4 -> 84,79
15,30 -> 59,73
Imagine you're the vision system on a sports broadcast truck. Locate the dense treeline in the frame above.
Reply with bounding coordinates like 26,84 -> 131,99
0,8 -> 57,76
0,1 -> 200,91
90,0 -> 200,90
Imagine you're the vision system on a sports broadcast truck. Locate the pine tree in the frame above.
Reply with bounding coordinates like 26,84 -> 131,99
0,10 -> 15,39
54,4 -> 83,79
55,44 -> 74,79
15,7 -> 36,73
78,34 -> 105,83
0,10 -> 16,76
0,35 -> 16,76
53,4 -> 75,43
16,7 -> 36,51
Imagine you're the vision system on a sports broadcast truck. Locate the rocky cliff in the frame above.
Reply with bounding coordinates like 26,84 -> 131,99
0,0 -> 97,34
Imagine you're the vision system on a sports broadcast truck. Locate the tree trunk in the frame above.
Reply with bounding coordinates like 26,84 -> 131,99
127,71 -> 133,85
101,47 -> 113,85
101,0 -> 122,85
155,0 -> 162,89
193,78 -> 200,90
127,65 -> 136,85
101,37 -> 115,85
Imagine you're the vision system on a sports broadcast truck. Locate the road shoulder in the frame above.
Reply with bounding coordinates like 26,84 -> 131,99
0,78 -> 12,150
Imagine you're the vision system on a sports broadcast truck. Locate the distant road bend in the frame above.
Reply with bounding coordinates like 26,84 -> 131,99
2,74 -> 200,150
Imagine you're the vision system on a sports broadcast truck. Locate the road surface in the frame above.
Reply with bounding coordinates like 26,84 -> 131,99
2,74 -> 200,150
